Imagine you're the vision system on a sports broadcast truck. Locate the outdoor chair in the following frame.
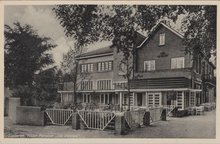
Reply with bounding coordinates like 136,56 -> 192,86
187,107 -> 194,115
195,106 -> 204,115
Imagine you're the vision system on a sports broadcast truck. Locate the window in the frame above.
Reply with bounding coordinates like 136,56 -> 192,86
80,81 -> 93,90
83,94 -> 91,103
147,93 -> 161,108
171,57 -> 185,69
159,33 -> 165,45
97,80 -> 112,90
97,61 -> 113,72
100,93 -> 113,104
81,63 -> 93,73
144,60 -> 155,71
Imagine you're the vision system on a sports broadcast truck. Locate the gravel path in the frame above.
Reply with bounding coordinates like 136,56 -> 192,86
4,110 -> 216,138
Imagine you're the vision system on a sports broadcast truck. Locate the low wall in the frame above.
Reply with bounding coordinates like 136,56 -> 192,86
8,97 -> 20,123
16,106 -> 45,126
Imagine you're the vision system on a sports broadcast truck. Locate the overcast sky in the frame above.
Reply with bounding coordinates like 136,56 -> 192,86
4,5 -> 111,68
4,5 -> 192,69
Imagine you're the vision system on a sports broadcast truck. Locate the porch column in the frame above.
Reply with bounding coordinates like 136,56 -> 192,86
119,92 -> 123,111
145,92 -> 148,108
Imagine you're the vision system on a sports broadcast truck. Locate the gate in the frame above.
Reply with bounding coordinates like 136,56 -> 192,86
124,110 -> 145,129
149,107 -> 163,124
45,108 -> 73,125
77,110 -> 115,130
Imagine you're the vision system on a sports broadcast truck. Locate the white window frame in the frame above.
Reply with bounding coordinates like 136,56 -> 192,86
99,93 -> 113,104
81,63 -> 93,73
144,60 -> 155,71
159,33 -> 165,46
97,61 -> 113,72
97,79 -> 112,90
81,80 -> 93,90
147,92 -> 162,108
171,57 -> 185,69
83,94 -> 91,103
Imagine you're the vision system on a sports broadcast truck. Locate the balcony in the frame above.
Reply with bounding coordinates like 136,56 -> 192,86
134,68 -> 192,79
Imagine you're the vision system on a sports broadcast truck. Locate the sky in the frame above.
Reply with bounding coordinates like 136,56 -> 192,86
6,5 -> 209,68
4,5 -> 111,68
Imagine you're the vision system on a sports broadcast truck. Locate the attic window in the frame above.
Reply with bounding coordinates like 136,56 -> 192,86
159,33 -> 165,46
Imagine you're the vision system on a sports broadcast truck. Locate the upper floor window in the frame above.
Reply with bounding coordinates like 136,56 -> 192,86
97,80 -> 112,90
159,33 -> 165,46
171,57 -> 185,69
144,60 -> 155,71
80,80 -> 93,90
81,63 -> 93,73
97,61 -> 113,72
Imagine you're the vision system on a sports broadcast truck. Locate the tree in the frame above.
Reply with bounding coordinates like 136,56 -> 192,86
60,47 -> 92,105
33,67 -> 60,106
181,5 -> 216,57
53,5 -> 216,110
4,22 -> 56,104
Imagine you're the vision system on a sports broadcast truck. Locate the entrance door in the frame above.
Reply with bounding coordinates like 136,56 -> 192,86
147,92 -> 162,108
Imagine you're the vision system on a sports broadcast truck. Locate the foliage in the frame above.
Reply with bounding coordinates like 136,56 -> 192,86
181,5 -> 216,58
53,5 -> 216,110
4,22 -> 57,106
4,22 -> 56,89
12,85 -> 34,106
33,67 -> 60,106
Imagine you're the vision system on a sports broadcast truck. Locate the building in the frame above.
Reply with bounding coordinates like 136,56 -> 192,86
58,22 -> 216,111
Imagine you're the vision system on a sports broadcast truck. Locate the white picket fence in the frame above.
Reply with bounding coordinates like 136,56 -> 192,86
149,107 -> 163,124
77,110 -> 115,130
124,110 -> 146,129
45,108 -> 73,125
163,105 -> 175,116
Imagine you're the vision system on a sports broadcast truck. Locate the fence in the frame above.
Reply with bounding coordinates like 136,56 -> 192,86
45,108 -> 73,125
163,105 -> 175,116
77,110 -> 115,130
124,110 -> 146,129
149,107 -> 163,124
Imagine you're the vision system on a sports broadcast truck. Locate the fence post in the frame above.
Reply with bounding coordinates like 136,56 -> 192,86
72,112 -> 80,130
115,113 -> 127,135
161,109 -> 166,121
143,111 -> 150,126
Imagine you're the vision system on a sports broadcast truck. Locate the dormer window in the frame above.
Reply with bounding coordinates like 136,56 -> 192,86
159,33 -> 165,46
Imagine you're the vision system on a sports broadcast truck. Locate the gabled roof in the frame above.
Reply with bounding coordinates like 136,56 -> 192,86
137,22 -> 184,48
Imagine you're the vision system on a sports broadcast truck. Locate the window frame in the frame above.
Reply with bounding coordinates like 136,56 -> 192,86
171,57 -> 185,69
81,63 -> 94,73
159,33 -> 165,46
97,61 -> 113,72
144,60 -> 155,71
